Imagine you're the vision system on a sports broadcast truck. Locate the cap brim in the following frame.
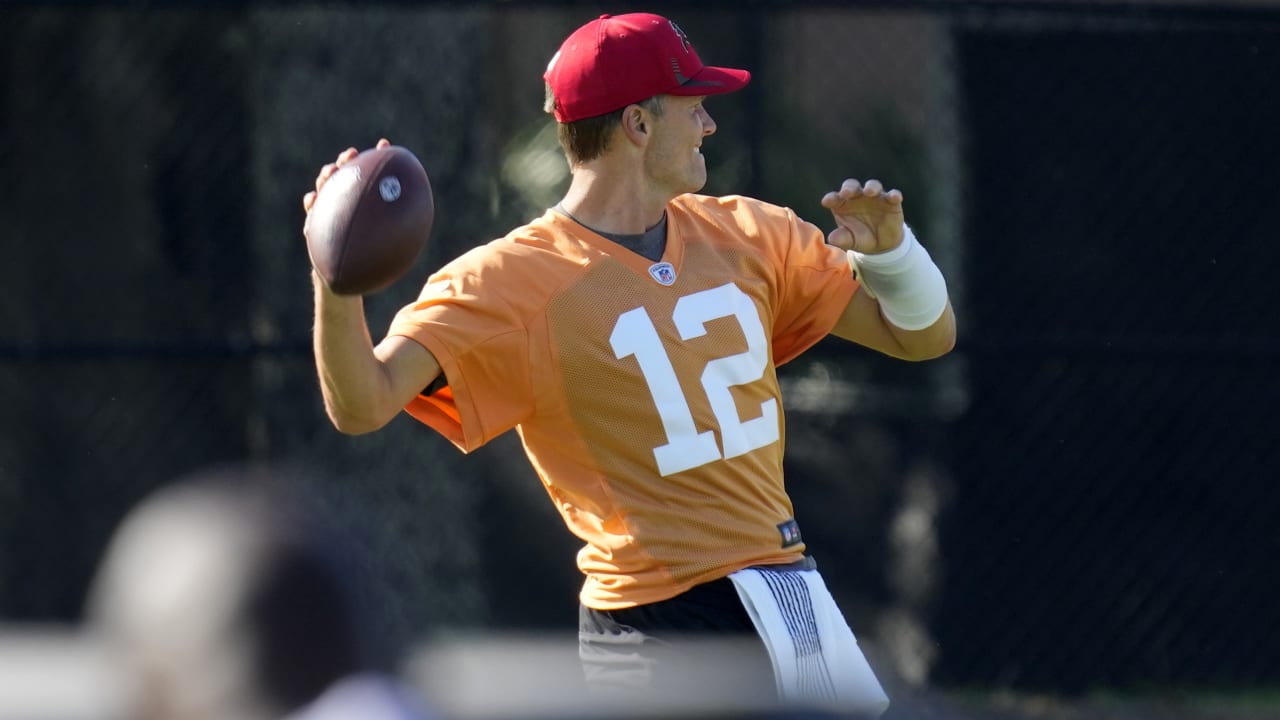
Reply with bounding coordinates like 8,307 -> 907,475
668,65 -> 751,97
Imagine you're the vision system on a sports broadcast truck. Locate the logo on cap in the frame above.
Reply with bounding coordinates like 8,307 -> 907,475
668,20 -> 692,53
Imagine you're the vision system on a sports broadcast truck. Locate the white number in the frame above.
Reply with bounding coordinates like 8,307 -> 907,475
611,307 -> 722,475
674,284 -> 779,461
610,284 -> 779,476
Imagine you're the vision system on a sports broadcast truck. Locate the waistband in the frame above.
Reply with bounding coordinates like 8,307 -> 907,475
749,554 -> 817,573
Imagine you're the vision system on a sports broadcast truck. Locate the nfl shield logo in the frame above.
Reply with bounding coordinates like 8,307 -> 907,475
777,519 -> 803,548
648,262 -> 677,286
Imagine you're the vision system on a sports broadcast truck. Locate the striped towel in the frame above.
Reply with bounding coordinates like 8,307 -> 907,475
729,565 -> 889,717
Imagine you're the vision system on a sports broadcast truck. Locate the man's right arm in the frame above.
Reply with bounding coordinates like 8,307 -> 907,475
312,272 -> 442,435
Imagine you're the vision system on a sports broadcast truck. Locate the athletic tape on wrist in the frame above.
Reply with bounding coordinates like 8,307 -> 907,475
847,225 -> 949,331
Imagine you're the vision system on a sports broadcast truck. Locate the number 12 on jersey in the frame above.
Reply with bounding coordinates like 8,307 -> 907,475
609,283 -> 779,476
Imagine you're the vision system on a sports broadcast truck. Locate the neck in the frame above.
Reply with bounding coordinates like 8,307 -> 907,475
559,163 -> 671,235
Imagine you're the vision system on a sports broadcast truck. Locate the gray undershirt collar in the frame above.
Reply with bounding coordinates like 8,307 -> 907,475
556,205 -> 668,263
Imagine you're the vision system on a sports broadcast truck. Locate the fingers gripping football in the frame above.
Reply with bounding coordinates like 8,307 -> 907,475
303,140 -> 434,296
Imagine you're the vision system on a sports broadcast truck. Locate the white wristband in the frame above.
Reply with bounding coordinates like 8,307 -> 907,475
847,225 -> 949,331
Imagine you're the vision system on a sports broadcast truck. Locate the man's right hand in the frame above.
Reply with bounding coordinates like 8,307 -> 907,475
302,138 -> 392,215
305,138 -> 444,435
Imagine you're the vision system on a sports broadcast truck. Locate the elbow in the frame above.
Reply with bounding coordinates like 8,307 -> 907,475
910,332 -> 956,361
898,314 -> 957,362
924,324 -> 958,359
317,371 -> 407,435
330,416 -> 381,436
899,344 -> 950,363
325,403 -> 393,436
939,334 -> 957,357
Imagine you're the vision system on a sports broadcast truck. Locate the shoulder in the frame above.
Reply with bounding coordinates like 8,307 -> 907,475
439,211 -> 590,277
672,192 -> 795,218
417,211 -> 591,316
670,194 -> 821,259
671,193 -> 807,235
671,194 -> 841,274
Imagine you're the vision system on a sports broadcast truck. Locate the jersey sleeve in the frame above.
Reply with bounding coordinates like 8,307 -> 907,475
385,248 -> 535,453
767,205 -> 859,365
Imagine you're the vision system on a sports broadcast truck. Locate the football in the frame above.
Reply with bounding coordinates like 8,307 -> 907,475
305,145 -> 435,296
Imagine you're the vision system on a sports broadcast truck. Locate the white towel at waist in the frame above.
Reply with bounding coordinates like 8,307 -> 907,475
729,565 -> 889,718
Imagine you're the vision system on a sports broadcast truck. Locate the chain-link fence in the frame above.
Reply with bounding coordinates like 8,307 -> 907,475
2,0 -> 1278,698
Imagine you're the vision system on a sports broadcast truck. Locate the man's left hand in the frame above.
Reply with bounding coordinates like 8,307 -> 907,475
821,178 -> 905,255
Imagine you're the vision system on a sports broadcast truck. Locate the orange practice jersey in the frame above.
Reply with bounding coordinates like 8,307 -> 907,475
387,193 -> 859,609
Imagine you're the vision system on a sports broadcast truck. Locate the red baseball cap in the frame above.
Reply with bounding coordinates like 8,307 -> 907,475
543,13 -> 751,123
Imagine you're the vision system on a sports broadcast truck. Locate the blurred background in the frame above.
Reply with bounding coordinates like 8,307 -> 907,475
2,0 -> 1278,718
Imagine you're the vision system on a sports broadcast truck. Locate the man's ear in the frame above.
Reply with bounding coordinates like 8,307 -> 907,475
621,105 -> 649,145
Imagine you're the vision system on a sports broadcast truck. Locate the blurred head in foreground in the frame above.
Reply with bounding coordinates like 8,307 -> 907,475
86,467 -> 424,720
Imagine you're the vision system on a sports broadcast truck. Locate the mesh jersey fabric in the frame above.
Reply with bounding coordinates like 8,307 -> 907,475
387,193 -> 859,609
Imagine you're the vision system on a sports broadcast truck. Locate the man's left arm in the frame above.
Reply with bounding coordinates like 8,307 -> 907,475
822,178 -> 957,361
831,290 -> 955,361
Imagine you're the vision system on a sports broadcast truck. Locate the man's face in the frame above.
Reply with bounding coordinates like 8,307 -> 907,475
643,95 -> 716,195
